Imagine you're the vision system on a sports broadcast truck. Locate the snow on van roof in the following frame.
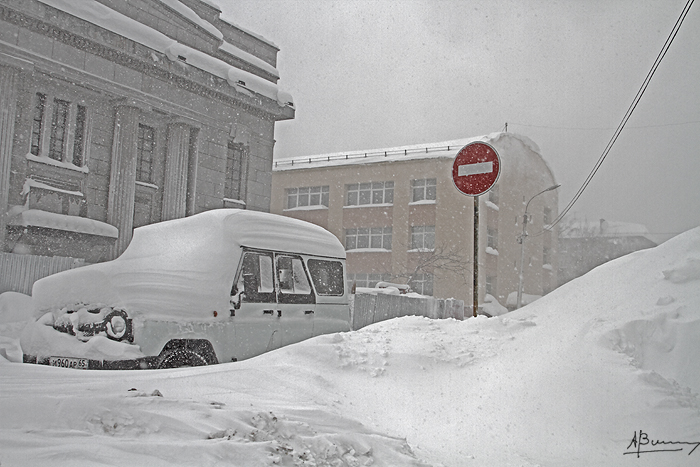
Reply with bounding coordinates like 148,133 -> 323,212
31,210 -> 344,319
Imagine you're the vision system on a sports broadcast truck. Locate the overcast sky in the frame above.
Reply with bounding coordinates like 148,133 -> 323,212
219,0 -> 699,242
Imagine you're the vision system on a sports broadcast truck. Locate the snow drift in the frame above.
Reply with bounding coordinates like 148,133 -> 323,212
1,226 -> 700,466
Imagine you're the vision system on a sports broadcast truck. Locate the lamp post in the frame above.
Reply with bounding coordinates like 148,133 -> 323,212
516,184 -> 560,309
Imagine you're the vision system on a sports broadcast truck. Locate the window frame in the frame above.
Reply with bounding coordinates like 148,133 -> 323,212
346,181 -> 394,206
136,124 -> 156,184
29,92 -> 90,168
225,141 -> 249,201
308,259 -> 345,296
409,273 -> 434,296
286,185 -> 329,209
275,254 -> 315,305
345,227 -> 392,250
410,225 -> 435,251
411,178 -> 436,202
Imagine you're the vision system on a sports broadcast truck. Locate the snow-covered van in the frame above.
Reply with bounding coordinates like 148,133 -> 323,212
21,209 -> 350,369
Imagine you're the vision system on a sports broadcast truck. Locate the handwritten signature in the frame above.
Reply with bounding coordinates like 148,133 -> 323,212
624,430 -> 700,457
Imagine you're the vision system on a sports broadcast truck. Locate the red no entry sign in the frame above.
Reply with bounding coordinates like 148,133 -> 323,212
452,142 -> 501,197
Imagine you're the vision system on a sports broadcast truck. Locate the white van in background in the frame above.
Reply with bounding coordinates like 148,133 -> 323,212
21,209 -> 350,369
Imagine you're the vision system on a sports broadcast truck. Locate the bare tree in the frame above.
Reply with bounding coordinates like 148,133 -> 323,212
392,242 -> 470,290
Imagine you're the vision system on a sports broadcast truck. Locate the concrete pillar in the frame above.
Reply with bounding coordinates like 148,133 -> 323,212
107,104 -> 140,259
0,64 -> 20,250
162,122 -> 189,221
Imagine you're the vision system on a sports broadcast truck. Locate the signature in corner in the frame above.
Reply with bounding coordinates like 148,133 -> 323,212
624,430 -> 700,457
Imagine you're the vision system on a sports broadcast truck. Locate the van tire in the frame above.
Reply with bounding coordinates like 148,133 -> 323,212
157,348 -> 209,369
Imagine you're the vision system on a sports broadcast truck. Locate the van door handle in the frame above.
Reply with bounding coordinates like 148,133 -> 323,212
263,310 -> 274,315
304,310 -> 314,315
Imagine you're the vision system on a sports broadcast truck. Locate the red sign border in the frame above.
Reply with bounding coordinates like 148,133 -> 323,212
451,141 -> 501,197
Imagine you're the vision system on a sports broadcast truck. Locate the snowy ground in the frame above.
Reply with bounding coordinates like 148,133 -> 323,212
1,227 -> 700,466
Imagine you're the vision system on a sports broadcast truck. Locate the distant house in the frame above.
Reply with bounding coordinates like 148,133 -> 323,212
272,132 -> 559,310
0,0 -> 294,293
557,218 -> 657,286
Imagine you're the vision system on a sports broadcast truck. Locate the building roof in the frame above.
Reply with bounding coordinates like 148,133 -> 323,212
561,218 -> 656,243
36,0 -> 292,107
273,132 -> 553,179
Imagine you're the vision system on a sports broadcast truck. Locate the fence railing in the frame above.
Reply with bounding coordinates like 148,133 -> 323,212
0,253 -> 84,295
350,292 -> 464,330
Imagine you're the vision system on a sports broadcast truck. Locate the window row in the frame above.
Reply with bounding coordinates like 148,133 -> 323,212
284,178 -> 439,210
343,225 -> 436,252
233,250 -> 345,305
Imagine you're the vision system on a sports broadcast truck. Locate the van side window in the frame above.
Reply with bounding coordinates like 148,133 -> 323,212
276,255 -> 315,304
236,252 -> 275,303
308,259 -> 345,296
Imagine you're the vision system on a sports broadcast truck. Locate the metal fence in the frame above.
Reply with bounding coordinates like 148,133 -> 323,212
350,292 -> 464,330
0,253 -> 84,295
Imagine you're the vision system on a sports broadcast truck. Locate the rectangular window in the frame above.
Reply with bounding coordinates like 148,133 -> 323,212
225,141 -> 247,200
286,185 -> 329,209
487,227 -> 498,249
276,254 -> 314,304
48,99 -> 69,161
72,105 -> 87,167
411,178 -> 436,202
543,245 -> 551,265
409,273 -> 433,296
136,124 -> 155,183
29,93 -> 89,167
346,181 -> 393,206
30,93 -> 46,156
308,259 -> 345,296
410,225 -> 435,251
345,227 -> 391,250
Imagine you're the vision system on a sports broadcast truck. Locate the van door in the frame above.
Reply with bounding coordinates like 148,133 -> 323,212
306,258 -> 351,335
231,250 -> 281,360
275,254 -> 315,346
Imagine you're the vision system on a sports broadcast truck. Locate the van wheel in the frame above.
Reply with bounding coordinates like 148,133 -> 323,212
157,348 -> 208,369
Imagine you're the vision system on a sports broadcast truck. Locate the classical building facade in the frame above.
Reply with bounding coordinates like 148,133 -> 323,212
271,132 -> 559,310
0,0 -> 293,264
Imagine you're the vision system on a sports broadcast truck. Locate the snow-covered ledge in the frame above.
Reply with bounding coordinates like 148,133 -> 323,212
8,209 -> 118,238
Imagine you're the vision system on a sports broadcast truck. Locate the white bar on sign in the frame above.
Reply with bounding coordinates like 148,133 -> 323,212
458,161 -> 493,177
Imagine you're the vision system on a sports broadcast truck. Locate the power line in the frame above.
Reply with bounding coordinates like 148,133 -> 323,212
509,120 -> 700,131
541,0 -> 695,234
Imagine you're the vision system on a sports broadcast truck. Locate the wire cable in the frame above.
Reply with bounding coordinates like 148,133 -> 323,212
533,0 -> 695,237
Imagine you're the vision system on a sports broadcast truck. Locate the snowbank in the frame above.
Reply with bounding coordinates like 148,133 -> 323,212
1,226 -> 699,465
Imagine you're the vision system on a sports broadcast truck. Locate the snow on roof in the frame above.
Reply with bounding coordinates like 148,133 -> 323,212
273,132 -> 551,175
219,41 -> 279,78
157,0 -> 223,40
36,0 -> 291,107
31,210 -> 344,318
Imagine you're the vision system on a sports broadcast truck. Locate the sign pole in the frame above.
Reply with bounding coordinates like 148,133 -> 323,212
473,196 -> 479,318
451,141 -> 501,319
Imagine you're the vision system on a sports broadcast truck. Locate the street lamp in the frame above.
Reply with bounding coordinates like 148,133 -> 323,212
516,184 -> 560,309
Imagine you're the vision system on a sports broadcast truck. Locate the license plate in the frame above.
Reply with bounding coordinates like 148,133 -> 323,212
49,356 -> 89,370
